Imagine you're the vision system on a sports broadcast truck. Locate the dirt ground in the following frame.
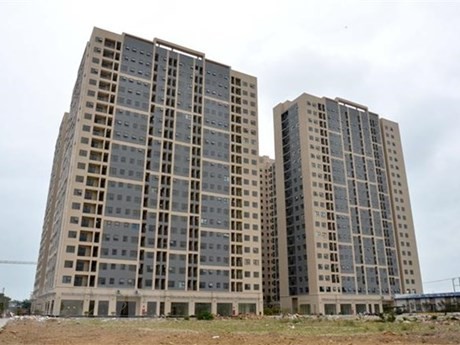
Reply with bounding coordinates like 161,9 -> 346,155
1,316 -> 460,345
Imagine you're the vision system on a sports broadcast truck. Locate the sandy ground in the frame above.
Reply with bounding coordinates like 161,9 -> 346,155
1,316 -> 460,345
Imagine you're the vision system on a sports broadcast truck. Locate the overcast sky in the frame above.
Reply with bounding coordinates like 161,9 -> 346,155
1,0 -> 459,300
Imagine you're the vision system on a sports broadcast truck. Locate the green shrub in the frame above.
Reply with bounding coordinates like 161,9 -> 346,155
378,310 -> 396,322
197,311 -> 214,320
264,307 -> 281,315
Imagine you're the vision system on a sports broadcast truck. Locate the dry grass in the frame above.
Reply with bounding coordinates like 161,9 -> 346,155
68,316 -> 457,336
1,315 -> 460,345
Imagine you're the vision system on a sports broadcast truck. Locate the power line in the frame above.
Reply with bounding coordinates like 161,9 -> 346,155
423,277 -> 460,284
0,260 -> 36,265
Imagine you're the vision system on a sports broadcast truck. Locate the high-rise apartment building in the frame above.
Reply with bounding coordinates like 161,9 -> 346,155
259,156 -> 279,309
32,27 -> 262,317
274,93 -> 422,315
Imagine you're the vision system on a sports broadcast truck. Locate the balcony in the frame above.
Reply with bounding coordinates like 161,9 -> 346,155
73,275 -> 88,287
92,128 -> 105,138
100,70 -> 112,81
102,49 -> 114,59
87,163 -> 101,174
101,60 -> 113,70
89,151 -> 103,162
77,245 -> 92,257
98,81 -> 111,91
81,216 -> 95,228
76,260 -> 90,272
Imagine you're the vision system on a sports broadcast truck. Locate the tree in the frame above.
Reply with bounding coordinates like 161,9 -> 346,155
21,299 -> 31,311
0,293 -> 11,315
8,299 -> 31,315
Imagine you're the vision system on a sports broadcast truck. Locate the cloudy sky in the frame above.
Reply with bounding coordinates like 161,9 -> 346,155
1,0 -> 459,300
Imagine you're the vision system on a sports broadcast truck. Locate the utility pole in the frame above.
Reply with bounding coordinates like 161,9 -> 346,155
452,277 -> 460,292
1,287 -> 5,317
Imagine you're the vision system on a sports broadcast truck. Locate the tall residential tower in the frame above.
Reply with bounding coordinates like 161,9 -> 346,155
33,28 -> 262,316
259,155 -> 279,309
274,93 -> 422,315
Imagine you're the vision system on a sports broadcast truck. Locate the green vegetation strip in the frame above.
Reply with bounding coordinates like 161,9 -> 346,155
63,317 -> 459,337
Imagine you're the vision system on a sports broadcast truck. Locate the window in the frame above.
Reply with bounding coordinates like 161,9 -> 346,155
68,231 -> 77,238
62,276 -> 72,284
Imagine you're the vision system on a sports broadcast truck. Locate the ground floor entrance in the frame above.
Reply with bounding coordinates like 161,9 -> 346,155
34,290 -> 262,317
284,295 -> 390,315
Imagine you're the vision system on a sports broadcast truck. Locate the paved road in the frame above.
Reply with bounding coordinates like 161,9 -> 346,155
0,318 -> 9,330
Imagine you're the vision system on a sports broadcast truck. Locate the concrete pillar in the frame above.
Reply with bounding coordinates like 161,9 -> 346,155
232,301 -> 238,316
83,297 -> 90,315
164,298 -> 171,315
211,298 -> 217,315
52,297 -> 60,316
108,296 -> 117,316
189,301 -> 195,316
140,297 -> 146,316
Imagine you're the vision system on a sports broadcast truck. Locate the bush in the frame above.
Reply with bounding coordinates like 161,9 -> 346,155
379,311 -> 396,322
264,307 -> 281,315
197,311 -> 214,320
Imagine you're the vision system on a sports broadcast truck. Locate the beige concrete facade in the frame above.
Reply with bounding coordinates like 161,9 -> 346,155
259,156 -> 279,309
381,119 -> 423,294
274,93 -> 422,315
32,27 -> 262,316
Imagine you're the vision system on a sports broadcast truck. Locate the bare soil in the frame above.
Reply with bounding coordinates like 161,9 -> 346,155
1,316 -> 459,345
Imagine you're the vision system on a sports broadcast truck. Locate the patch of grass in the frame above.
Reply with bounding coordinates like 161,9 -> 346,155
68,316 -> 451,338
342,320 -> 356,327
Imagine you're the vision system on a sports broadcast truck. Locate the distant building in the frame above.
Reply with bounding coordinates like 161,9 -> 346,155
259,156 -> 279,309
274,93 -> 422,315
394,292 -> 460,313
32,27 -> 262,317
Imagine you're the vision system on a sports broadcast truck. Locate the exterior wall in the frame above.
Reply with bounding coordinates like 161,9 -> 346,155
228,70 -> 262,304
381,119 -> 423,294
33,27 -> 262,316
274,93 -> 421,315
259,156 -> 279,309
273,101 -> 289,313
32,112 -> 71,312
